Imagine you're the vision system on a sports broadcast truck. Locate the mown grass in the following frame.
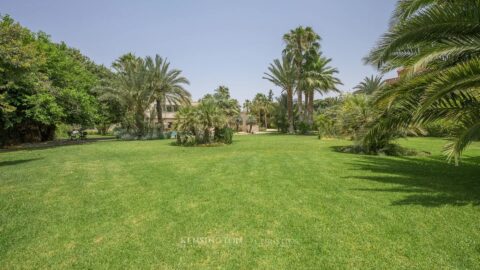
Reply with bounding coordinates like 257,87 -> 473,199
1,135 -> 479,269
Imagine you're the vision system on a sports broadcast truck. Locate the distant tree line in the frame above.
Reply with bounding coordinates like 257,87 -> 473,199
0,15 -> 192,144
260,0 -> 480,164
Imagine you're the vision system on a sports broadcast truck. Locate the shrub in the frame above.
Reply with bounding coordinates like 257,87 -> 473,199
113,127 -> 135,140
85,129 -> 98,135
315,114 -> 336,138
318,128 -> 324,140
216,127 -> 233,144
176,132 -> 197,146
424,120 -> 459,137
297,122 -> 311,135
55,123 -> 70,139
224,128 -> 233,144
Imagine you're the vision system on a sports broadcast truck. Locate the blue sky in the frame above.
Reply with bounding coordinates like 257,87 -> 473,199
1,0 -> 397,102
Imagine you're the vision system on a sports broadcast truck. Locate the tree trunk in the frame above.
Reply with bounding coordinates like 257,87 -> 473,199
156,98 -> 164,134
204,128 -> 210,143
264,110 -> 268,129
297,89 -> 303,122
308,91 -> 314,125
135,107 -> 145,138
304,91 -> 309,124
287,88 -> 294,134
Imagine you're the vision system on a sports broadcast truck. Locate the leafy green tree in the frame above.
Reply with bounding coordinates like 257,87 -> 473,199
91,65 -> 121,135
0,15 -> 103,144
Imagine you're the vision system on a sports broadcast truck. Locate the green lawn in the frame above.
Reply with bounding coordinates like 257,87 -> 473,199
1,135 -> 479,269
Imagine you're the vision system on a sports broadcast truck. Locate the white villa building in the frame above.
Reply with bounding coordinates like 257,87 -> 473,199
145,100 -> 258,133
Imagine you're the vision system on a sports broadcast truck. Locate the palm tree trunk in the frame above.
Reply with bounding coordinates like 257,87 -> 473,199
304,91 -> 309,124
264,110 -> 268,128
287,88 -> 294,134
297,89 -> 303,122
308,91 -> 314,125
155,98 -> 164,134
135,107 -> 145,138
204,128 -> 210,143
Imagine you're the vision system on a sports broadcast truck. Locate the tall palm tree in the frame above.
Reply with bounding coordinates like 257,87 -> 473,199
303,54 -> 341,125
98,53 -> 152,136
243,99 -> 251,114
214,85 -> 230,99
353,75 -> 384,95
246,115 -> 257,133
263,56 -> 297,133
146,55 -> 190,134
365,0 -> 480,164
212,86 -> 240,126
283,26 -> 321,123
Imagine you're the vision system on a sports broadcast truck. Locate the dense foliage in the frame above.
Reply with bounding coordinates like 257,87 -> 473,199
263,26 -> 341,133
362,0 -> 480,164
174,86 -> 238,145
0,15 -> 111,145
97,53 -> 190,139
0,15 -> 191,144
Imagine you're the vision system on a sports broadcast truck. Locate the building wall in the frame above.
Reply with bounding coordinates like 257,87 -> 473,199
145,101 -> 259,132
239,111 -> 259,133
145,101 -> 198,130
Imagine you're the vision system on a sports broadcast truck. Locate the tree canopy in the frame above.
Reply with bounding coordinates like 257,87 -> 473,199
0,15 -> 111,145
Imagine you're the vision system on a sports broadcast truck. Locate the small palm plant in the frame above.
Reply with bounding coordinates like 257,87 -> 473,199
174,97 -> 228,145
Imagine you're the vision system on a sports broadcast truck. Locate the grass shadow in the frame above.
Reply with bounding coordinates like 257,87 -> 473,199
0,137 -> 116,153
346,155 -> 480,207
330,145 -> 430,156
0,158 -> 43,167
